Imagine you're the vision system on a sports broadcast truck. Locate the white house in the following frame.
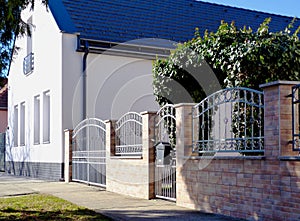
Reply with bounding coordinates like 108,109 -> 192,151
7,0 -> 296,180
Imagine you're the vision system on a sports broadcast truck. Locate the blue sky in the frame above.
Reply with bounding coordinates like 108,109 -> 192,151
200,0 -> 300,18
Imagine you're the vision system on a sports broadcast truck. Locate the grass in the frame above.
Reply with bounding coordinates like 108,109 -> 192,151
0,194 -> 111,220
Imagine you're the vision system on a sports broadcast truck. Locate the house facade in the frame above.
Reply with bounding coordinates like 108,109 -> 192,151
7,0 -> 298,180
0,83 -> 8,133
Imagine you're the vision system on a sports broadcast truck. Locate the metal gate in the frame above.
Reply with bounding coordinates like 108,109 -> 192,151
0,133 -> 5,171
72,118 -> 106,187
154,104 -> 176,201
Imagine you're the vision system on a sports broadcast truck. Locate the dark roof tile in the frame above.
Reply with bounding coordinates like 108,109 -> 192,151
48,0 -> 299,46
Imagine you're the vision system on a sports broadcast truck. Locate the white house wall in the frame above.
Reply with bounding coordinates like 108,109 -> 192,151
62,49 -> 160,130
7,4 -> 63,179
7,2 -> 160,180
87,53 -> 159,120
61,34 -> 83,130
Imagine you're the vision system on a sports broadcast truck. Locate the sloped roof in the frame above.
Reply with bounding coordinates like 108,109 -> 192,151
48,0 -> 299,48
0,84 -> 8,109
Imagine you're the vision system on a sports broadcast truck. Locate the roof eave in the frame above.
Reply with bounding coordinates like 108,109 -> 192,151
76,37 -> 176,59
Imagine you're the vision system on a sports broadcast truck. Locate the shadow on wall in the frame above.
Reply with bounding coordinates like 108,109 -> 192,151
5,107 -> 32,177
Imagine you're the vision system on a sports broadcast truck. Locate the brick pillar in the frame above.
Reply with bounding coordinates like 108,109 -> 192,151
260,81 -> 300,158
64,129 -> 73,183
141,111 -> 156,199
175,103 -> 196,208
175,103 -> 196,166
105,120 -> 116,156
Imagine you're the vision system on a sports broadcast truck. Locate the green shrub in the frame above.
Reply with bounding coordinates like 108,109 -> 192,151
153,18 -> 300,105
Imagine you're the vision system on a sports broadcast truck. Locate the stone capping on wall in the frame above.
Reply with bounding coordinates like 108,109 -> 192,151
259,80 -> 300,88
174,103 -> 196,108
279,156 -> 300,161
183,156 -> 266,160
110,156 -> 143,160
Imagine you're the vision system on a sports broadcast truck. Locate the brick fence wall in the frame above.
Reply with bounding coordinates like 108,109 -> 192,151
105,112 -> 156,199
64,80 -> 300,220
176,81 -> 300,220
177,158 -> 300,220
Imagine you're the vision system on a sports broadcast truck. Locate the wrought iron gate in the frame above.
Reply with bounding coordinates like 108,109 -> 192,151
72,118 -> 106,187
0,133 -> 5,171
154,104 -> 176,201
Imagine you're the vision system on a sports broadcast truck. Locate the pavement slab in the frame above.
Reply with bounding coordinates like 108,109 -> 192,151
0,173 -> 245,221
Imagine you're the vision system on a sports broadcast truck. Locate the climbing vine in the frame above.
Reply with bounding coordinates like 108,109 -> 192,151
153,18 -> 300,105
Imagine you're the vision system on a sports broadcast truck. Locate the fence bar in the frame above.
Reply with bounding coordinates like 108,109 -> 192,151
115,112 -> 143,156
192,87 -> 264,154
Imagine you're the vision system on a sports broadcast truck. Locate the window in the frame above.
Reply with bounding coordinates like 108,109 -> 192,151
27,16 -> 33,55
34,95 -> 40,144
43,91 -> 50,143
20,102 -> 25,146
13,105 -> 18,147
23,16 -> 34,75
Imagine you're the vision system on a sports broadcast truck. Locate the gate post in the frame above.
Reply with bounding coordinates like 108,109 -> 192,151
175,103 -> 196,204
141,111 -> 156,199
64,129 -> 73,183
105,120 -> 117,156
175,103 -> 197,165
260,81 -> 300,158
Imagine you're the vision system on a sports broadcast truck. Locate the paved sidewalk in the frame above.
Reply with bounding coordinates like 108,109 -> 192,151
0,174 -> 244,221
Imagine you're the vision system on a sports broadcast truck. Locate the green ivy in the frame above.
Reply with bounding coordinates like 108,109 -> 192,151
153,18 -> 300,105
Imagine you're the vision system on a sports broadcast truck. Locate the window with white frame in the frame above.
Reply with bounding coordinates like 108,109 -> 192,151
13,105 -> 18,147
43,91 -> 50,143
20,102 -> 25,146
34,95 -> 40,144
27,16 -> 33,55
23,16 -> 34,75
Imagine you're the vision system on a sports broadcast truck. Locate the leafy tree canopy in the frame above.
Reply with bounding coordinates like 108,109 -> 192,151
153,18 -> 300,106
0,0 -> 47,77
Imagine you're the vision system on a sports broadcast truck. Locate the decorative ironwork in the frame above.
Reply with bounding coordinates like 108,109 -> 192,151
72,118 -> 106,187
155,164 -> 176,201
23,52 -> 34,75
192,87 -> 264,154
292,84 -> 300,151
115,112 -> 143,156
154,104 -> 176,201
154,104 -> 176,147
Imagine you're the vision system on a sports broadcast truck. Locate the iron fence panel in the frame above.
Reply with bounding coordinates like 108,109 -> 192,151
115,112 -> 143,156
192,87 -> 264,154
72,118 -> 106,187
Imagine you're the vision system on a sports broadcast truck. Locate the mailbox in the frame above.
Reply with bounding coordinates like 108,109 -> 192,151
155,142 -> 172,165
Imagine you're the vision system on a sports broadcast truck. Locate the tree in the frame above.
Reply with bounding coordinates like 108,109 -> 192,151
153,18 -> 300,106
0,0 -> 47,77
